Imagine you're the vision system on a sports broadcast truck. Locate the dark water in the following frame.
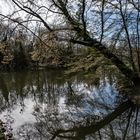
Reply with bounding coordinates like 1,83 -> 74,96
0,70 -> 139,140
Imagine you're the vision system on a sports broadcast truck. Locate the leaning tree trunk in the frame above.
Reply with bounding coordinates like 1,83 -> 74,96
71,39 -> 140,85
52,0 -> 140,85
9,0 -> 140,85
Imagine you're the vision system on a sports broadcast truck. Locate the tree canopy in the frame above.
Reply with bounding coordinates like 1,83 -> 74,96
0,0 -> 140,84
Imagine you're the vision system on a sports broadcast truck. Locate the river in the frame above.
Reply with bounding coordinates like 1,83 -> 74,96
0,70 -> 139,140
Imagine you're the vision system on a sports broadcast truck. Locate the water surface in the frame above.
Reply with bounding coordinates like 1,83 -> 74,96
0,70 -> 139,140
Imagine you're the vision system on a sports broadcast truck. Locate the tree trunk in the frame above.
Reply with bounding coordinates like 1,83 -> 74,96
53,0 -> 140,85
71,39 -> 140,85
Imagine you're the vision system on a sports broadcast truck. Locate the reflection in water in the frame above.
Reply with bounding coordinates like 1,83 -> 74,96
0,70 -> 138,140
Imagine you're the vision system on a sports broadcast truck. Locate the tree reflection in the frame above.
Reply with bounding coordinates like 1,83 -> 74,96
50,100 -> 133,139
0,70 -> 139,140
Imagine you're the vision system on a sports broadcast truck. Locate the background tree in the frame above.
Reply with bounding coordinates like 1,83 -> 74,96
0,0 -> 140,84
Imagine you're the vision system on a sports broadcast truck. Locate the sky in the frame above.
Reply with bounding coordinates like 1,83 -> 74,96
0,0 -> 14,15
0,0 -> 139,42
0,0 -> 57,27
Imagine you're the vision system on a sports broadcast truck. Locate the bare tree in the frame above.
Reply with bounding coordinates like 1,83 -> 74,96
1,0 -> 140,84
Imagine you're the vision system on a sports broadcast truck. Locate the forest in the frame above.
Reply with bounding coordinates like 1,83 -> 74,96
0,0 -> 139,81
0,0 -> 140,140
